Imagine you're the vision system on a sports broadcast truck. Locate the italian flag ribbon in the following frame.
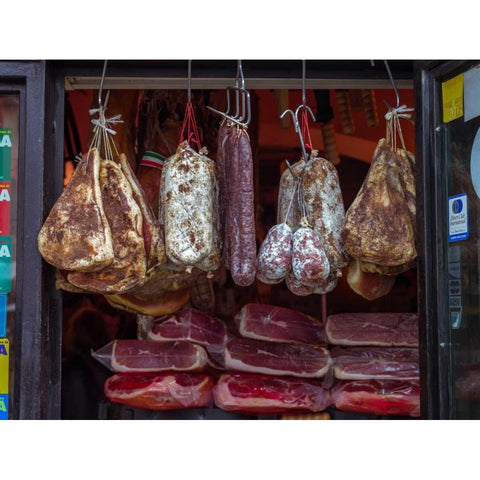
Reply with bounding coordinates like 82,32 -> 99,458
140,151 -> 166,169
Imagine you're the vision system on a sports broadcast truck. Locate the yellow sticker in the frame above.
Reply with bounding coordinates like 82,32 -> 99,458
0,338 -> 8,393
442,73 -> 464,123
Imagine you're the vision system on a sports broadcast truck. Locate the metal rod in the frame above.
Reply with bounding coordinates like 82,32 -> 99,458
187,59 -> 192,103
302,60 -> 306,106
383,60 -> 400,108
98,60 -> 108,108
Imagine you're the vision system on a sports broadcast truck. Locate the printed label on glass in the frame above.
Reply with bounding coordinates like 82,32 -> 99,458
448,194 -> 469,242
0,181 -> 11,236
0,236 -> 12,293
0,128 -> 11,181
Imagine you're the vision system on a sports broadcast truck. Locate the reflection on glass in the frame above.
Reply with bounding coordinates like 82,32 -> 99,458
442,67 -> 480,418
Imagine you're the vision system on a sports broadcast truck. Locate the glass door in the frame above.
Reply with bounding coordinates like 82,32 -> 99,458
438,61 -> 480,418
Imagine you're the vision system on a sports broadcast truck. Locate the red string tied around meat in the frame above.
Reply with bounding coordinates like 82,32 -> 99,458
180,101 -> 202,151
299,108 -> 313,154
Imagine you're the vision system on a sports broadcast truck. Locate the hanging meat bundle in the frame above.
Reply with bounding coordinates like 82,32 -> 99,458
258,147 -> 349,296
343,105 -> 416,300
38,146 -> 167,295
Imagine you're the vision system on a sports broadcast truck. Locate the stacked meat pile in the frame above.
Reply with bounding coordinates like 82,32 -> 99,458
213,303 -> 332,414
326,312 -> 420,417
94,308 -> 228,410
95,303 -> 421,417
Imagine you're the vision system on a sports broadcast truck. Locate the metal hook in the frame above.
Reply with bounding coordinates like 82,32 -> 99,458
206,59 -> 251,127
98,60 -> 108,109
383,60 -> 400,108
281,108 -> 309,162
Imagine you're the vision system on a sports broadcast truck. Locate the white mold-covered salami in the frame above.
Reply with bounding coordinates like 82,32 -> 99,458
256,223 -> 292,282
276,159 -> 305,231
301,156 -> 350,271
286,272 -> 315,296
313,271 -> 339,294
292,224 -> 330,286
161,141 -> 215,267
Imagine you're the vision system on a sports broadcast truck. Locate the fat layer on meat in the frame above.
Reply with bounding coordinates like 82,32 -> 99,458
38,148 -> 114,272
117,153 -> 166,271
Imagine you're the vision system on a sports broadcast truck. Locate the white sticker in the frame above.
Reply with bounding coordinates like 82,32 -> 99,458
448,193 -> 468,242
470,127 -> 480,198
448,261 -> 461,279
464,66 -> 480,122
450,309 -> 462,329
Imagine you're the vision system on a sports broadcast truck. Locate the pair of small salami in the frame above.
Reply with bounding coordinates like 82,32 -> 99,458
257,151 -> 349,296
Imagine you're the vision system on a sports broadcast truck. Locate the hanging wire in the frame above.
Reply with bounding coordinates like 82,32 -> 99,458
89,60 -> 123,160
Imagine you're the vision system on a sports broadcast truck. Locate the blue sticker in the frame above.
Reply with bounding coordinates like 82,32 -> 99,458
449,194 -> 469,242
0,294 -> 6,337
0,394 -> 8,419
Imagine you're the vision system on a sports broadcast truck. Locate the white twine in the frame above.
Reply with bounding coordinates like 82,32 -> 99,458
384,104 -> 414,153
88,106 -> 123,160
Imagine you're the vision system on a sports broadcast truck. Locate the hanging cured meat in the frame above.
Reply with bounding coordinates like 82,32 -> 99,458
38,148 -> 114,272
116,153 -> 166,271
67,158 -> 147,294
160,141 -> 220,272
343,139 -> 416,269
213,373 -> 332,414
347,258 -> 396,301
301,155 -> 350,273
217,123 -> 257,286
104,286 -> 191,317
104,372 -> 215,411
342,103 -> 416,302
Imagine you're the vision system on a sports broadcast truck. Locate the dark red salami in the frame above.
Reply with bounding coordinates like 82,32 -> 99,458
228,127 -> 257,286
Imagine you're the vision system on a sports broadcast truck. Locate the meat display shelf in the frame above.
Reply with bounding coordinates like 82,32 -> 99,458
97,402 -> 414,420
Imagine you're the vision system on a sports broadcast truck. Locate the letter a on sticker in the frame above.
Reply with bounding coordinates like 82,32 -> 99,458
0,135 -> 11,148
0,245 -> 10,257
0,189 -> 10,202
0,345 -> 7,355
